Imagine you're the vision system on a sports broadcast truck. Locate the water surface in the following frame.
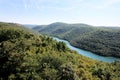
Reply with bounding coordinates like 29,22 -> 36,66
53,37 -> 120,63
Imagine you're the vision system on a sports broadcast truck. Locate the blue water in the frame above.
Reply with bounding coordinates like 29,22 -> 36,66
53,37 -> 120,63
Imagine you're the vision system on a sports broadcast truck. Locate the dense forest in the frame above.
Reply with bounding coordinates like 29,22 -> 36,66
33,22 -> 120,58
0,22 -> 120,80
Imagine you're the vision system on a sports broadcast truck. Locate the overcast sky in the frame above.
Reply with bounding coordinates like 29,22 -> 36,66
0,0 -> 120,26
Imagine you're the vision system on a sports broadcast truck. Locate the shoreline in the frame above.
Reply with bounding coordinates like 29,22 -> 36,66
53,36 -> 120,62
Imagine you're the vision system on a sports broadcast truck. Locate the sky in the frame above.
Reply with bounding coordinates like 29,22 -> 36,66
0,0 -> 120,26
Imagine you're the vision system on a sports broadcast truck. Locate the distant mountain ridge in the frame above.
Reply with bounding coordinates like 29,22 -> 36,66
33,22 -> 120,58
0,22 -> 120,80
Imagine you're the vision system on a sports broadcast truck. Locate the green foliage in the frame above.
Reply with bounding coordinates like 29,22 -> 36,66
34,22 -> 120,57
58,63 -> 79,80
56,42 -> 67,52
0,22 -> 120,80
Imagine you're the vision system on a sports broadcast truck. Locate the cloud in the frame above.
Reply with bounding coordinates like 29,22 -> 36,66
22,0 -> 37,10
22,0 -> 83,11
22,0 -> 28,10
97,0 -> 120,9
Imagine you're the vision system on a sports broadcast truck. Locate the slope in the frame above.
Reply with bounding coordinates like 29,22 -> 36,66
0,22 -> 120,80
33,22 -> 120,57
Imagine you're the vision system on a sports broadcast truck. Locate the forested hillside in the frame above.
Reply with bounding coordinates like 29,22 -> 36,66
0,22 -> 120,80
33,22 -> 120,57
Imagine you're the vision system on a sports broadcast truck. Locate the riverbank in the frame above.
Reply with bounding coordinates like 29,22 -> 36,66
53,37 -> 120,63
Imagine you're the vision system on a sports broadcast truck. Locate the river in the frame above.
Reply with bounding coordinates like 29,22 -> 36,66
53,37 -> 120,63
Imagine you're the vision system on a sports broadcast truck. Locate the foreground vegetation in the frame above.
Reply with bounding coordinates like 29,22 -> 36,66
33,22 -> 120,57
0,22 -> 120,80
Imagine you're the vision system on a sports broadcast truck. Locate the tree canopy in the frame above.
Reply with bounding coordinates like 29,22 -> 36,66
0,22 -> 120,80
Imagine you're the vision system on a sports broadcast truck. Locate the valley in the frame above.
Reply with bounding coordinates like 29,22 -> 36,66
0,22 -> 120,80
33,22 -> 120,58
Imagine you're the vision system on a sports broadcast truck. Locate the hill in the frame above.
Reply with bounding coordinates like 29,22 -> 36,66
33,22 -> 120,58
0,22 -> 120,80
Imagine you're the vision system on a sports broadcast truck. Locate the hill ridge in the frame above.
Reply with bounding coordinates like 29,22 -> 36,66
0,22 -> 120,80
33,22 -> 120,58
